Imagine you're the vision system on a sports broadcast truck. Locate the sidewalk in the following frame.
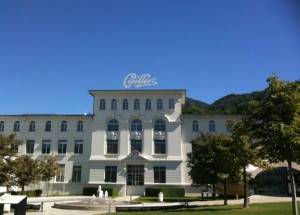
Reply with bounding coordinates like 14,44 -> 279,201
5,195 -> 300,215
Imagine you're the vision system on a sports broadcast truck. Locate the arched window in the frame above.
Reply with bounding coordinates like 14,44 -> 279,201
14,121 -> 20,132
122,99 -> 128,110
145,99 -> 151,110
209,120 -> 216,132
0,121 -> 4,132
131,119 -> 142,131
111,99 -> 117,110
77,120 -> 83,132
134,99 -> 140,110
107,119 -> 119,131
192,120 -> 199,132
100,99 -> 106,110
157,99 -> 163,110
29,121 -> 35,132
154,119 -> 166,131
169,99 -> 175,110
61,120 -> 67,132
45,121 -> 51,132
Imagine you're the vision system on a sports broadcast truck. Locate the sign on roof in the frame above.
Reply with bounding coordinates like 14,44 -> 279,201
123,73 -> 158,88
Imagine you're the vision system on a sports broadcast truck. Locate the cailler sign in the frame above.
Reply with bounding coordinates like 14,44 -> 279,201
123,73 -> 158,88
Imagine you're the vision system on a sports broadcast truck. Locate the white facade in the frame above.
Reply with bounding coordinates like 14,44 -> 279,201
0,89 -> 237,196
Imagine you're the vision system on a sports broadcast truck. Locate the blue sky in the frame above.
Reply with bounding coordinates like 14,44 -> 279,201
1,0 -> 299,114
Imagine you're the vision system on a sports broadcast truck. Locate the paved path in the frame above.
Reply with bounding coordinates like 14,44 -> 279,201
4,195 -> 300,215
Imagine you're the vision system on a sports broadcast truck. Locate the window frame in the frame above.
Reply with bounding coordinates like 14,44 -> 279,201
58,140 -> 67,154
157,99 -> 163,110
105,166 -> 117,183
13,121 -> 20,132
100,99 -> 106,110
42,140 -> 51,154
29,121 -> 35,132
72,165 -> 82,182
154,166 -> 166,183
74,140 -> 83,154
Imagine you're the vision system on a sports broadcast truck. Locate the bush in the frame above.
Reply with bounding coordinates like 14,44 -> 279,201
83,187 -> 119,197
145,187 -> 185,197
10,189 -> 42,197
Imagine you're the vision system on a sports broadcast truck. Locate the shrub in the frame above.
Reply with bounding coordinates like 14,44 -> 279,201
145,187 -> 185,197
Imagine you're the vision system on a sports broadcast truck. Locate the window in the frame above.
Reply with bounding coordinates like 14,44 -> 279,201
122,99 -> 128,110
58,140 -> 67,154
134,99 -> 140,110
111,99 -> 117,110
107,140 -> 118,154
45,121 -> 51,132
154,166 -> 166,183
226,120 -> 231,132
56,164 -> 65,182
154,119 -> 166,131
100,99 -> 106,110
61,121 -> 67,132
77,120 -> 83,132
107,119 -> 119,131
26,140 -> 35,154
154,140 -> 166,154
13,121 -> 20,132
192,120 -> 199,132
131,119 -> 142,131
105,166 -> 117,182
0,121 -> 4,132
169,99 -> 175,110
42,140 -> 51,154
131,139 -> 142,152
29,121 -> 35,132
157,99 -> 163,110
74,140 -> 83,154
145,99 -> 151,110
209,120 -> 216,132
72,165 -> 82,182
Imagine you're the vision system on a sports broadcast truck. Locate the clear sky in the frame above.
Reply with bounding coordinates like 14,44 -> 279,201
1,0 -> 299,115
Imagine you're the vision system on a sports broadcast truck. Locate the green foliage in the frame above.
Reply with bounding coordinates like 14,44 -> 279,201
10,189 -> 42,197
83,187 -> 119,197
0,133 -> 23,186
145,187 -> 185,197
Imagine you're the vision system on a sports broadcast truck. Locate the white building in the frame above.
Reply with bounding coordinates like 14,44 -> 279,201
0,89 -> 238,196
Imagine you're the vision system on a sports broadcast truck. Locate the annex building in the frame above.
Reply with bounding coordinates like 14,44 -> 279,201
1,88 -> 298,196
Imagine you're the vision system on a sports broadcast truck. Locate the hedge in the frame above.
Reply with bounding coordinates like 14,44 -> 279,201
83,187 -> 118,197
10,189 -> 42,197
145,187 -> 185,197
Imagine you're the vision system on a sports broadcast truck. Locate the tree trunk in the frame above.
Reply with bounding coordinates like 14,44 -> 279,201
213,184 -> 216,200
223,180 -> 228,205
288,160 -> 298,215
243,166 -> 249,208
21,184 -> 24,195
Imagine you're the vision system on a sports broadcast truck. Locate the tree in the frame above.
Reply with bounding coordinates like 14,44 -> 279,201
0,133 -> 22,187
187,132 -> 241,205
242,76 -> 300,215
13,155 -> 40,195
39,155 -> 59,196
229,121 -> 265,208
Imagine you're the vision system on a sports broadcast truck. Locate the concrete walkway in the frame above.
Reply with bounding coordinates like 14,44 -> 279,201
4,195 -> 300,215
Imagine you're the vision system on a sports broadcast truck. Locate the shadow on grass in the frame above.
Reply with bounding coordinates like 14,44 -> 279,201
163,205 -> 242,213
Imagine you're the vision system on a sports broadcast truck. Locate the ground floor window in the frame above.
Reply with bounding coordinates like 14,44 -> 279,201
72,165 -> 82,182
56,164 -> 65,182
26,140 -> 35,154
154,166 -> 166,183
127,165 -> 144,186
105,166 -> 117,182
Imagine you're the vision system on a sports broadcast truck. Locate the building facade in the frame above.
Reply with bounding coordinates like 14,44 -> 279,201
0,89 -> 239,196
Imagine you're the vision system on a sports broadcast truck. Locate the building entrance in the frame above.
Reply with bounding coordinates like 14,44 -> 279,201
126,165 -> 144,196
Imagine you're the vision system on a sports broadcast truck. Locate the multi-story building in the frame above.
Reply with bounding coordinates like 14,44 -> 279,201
2,89 -> 289,196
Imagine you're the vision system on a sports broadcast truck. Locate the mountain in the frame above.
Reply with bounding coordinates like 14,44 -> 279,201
184,90 -> 267,114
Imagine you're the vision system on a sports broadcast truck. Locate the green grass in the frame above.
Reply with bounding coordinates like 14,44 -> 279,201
109,201 -> 300,215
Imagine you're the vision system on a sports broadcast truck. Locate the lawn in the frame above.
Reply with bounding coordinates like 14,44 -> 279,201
111,201 -> 300,215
